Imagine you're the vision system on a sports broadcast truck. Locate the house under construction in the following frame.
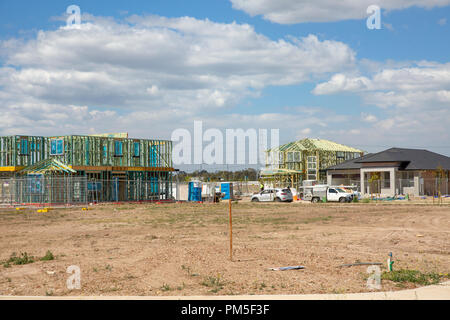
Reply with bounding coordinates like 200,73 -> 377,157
0,133 -> 174,206
261,138 -> 363,189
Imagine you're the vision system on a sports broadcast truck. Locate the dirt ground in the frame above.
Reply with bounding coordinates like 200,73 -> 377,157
0,200 -> 449,296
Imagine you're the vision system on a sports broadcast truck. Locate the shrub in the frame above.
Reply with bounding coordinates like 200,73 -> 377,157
6,252 -> 34,265
382,269 -> 442,286
161,283 -> 171,291
40,250 -> 55,261
201,275 -> 223,287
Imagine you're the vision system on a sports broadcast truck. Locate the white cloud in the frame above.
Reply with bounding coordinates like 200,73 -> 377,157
230,0 -> 450,24
312,62 -> 450,154
301,128 -> 311,134
361,113 -> 377,123
438,18 -> 447,25
0,14 -> 356,137
313,74 -> 371,94
147,85 -> 160,96
313,62 -> 450,108
1,13 -> 449,156
383,23 -> 394,31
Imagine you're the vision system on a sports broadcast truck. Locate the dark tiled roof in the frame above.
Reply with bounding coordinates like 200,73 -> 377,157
327,154 -> 372,170
328,148 -> 450,171
356,148 -> 450,170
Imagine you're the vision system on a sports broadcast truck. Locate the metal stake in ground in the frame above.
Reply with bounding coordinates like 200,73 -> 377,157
229,199 -> 233,261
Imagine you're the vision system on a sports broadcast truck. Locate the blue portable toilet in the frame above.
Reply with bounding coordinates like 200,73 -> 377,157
221,182 -> 233,200
188,181 -> 202,202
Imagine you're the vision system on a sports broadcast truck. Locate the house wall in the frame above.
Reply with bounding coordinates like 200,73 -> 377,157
0,135 -> 173,171
360,167 -> 396,197
268,150 -> 363,183
0,136 -> 46,168
327,169 -> 360,187
327,168 -> 450,197
48,135 -> 173,169
327,166 -> 450,197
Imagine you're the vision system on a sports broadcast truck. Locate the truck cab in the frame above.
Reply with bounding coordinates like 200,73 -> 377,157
310,186 -> 353,203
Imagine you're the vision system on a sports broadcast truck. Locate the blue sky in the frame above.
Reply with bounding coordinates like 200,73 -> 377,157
2,1 -> 449,61
0,0 -> 449,165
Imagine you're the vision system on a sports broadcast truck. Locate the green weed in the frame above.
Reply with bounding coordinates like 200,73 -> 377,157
382,269 -> 442,286
6,252 -> 34,265
40,250 -> 55,261
201,274 -> 224,293
161,283 -> 171,291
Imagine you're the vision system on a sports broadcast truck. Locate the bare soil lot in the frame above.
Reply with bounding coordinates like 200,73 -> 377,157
0,201 -> 449,296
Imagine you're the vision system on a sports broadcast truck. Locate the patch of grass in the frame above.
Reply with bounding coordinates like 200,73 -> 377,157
116,205 -> 137,211
181,264 -> 199,277
5,252 -> 34,265
251,216 -> 289,225
161,283 -> 171,291
302,216 -> 332,224
105,264 -> 113,271
45,290 -> 54,296
107,287 -> 119,292
362,198 -> 371,203
201,274 -> 224,293
395,282 -> 407,289
382,269 -> 443,286
201,275 -> 223,287
40,250 -> 55,261
331,288 -> 346,294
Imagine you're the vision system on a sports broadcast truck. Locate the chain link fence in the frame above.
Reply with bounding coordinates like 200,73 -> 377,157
0,176 -> 88,207
0,176 -> 174,207
420,178 -> 449,196
173,181 -> 261,202
360,178 -> 449,197
86,178 -> 173,202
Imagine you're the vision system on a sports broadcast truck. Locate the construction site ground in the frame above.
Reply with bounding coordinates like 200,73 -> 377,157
0,199 -> 449,297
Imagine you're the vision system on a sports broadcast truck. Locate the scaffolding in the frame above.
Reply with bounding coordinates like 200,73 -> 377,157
0,134 -> 173,170
0,176 -> 88,206
262,138 -> 363,189
0,176 -> 174,207
0,133 -> 174,206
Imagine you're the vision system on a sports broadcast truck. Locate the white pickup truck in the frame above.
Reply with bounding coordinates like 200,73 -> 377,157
305,185 -> 354,203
